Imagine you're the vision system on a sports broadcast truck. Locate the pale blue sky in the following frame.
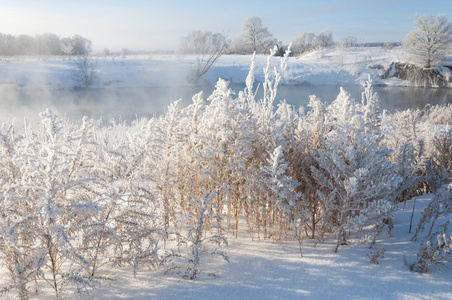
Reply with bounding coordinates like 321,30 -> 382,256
0,0 -> 451,51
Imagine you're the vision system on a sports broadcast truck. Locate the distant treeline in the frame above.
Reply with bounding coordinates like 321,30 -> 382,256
358,42 -> 402,48
0,33 -> 92,56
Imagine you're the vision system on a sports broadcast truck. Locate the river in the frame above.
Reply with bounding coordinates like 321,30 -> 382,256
1,84 -> 452,126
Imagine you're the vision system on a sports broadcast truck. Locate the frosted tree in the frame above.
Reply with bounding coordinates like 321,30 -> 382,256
404,14 -> 452,68
291,32 -> 316,55
314,29 -> 334,49
239,16 -> 277,54
60,34 -> 92,57
340,36 -> 358,49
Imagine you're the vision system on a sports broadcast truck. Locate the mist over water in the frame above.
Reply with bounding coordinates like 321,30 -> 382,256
1,85 -> 452,126
0,86 -> 205,126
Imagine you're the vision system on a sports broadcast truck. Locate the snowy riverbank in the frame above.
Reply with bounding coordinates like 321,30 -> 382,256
1,48 -> 450,91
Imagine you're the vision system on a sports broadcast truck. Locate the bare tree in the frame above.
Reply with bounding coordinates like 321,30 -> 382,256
180,30 -> 228,83
383,42 -> 395,50
292,32 -> 308,56
404,14 -> 452,68
72,53 -> 97,87
14,35 -> 36,55
315,29 -> 334,49
121,48 -> 130,58
63,35 -> 97,87
292,31 -> 318,55
0,34 -> 15,55
340,35 -> 358,49
227,35 -> 248,54
103,48 -> 111,57
36,33 -> 63,55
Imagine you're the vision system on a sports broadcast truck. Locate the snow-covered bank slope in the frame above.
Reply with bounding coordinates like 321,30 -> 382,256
211,48 -> 406,87
1,48 -> 448,90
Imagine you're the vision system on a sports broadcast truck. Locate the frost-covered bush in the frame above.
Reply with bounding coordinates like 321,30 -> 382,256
0,110 -> 100,299
382,109 -> 423,158
183,191 -> 229,280
408,183 -> 452,273
312,85 -> 400,252
313,129 -> 398,253
368,246 -> 385,264
261,145 -> 307,256
410,229 -> 452,273
424,103 -> 452,125
381,108 -> 428,200
430,129 -> 452,186
0,111 -> 165,298
413,183 -> 452,241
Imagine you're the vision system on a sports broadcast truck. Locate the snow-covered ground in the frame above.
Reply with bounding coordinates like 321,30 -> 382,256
0,48 -> 432,91
8,195 -> 445,299
74,196 -> 450,300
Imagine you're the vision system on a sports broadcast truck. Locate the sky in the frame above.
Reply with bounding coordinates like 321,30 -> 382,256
0,0 -> 451,52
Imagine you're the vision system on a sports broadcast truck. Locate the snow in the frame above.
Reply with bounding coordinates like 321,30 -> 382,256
0,48 -> 419,91
0,187 -> 449,298
72,196 -> 452,300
